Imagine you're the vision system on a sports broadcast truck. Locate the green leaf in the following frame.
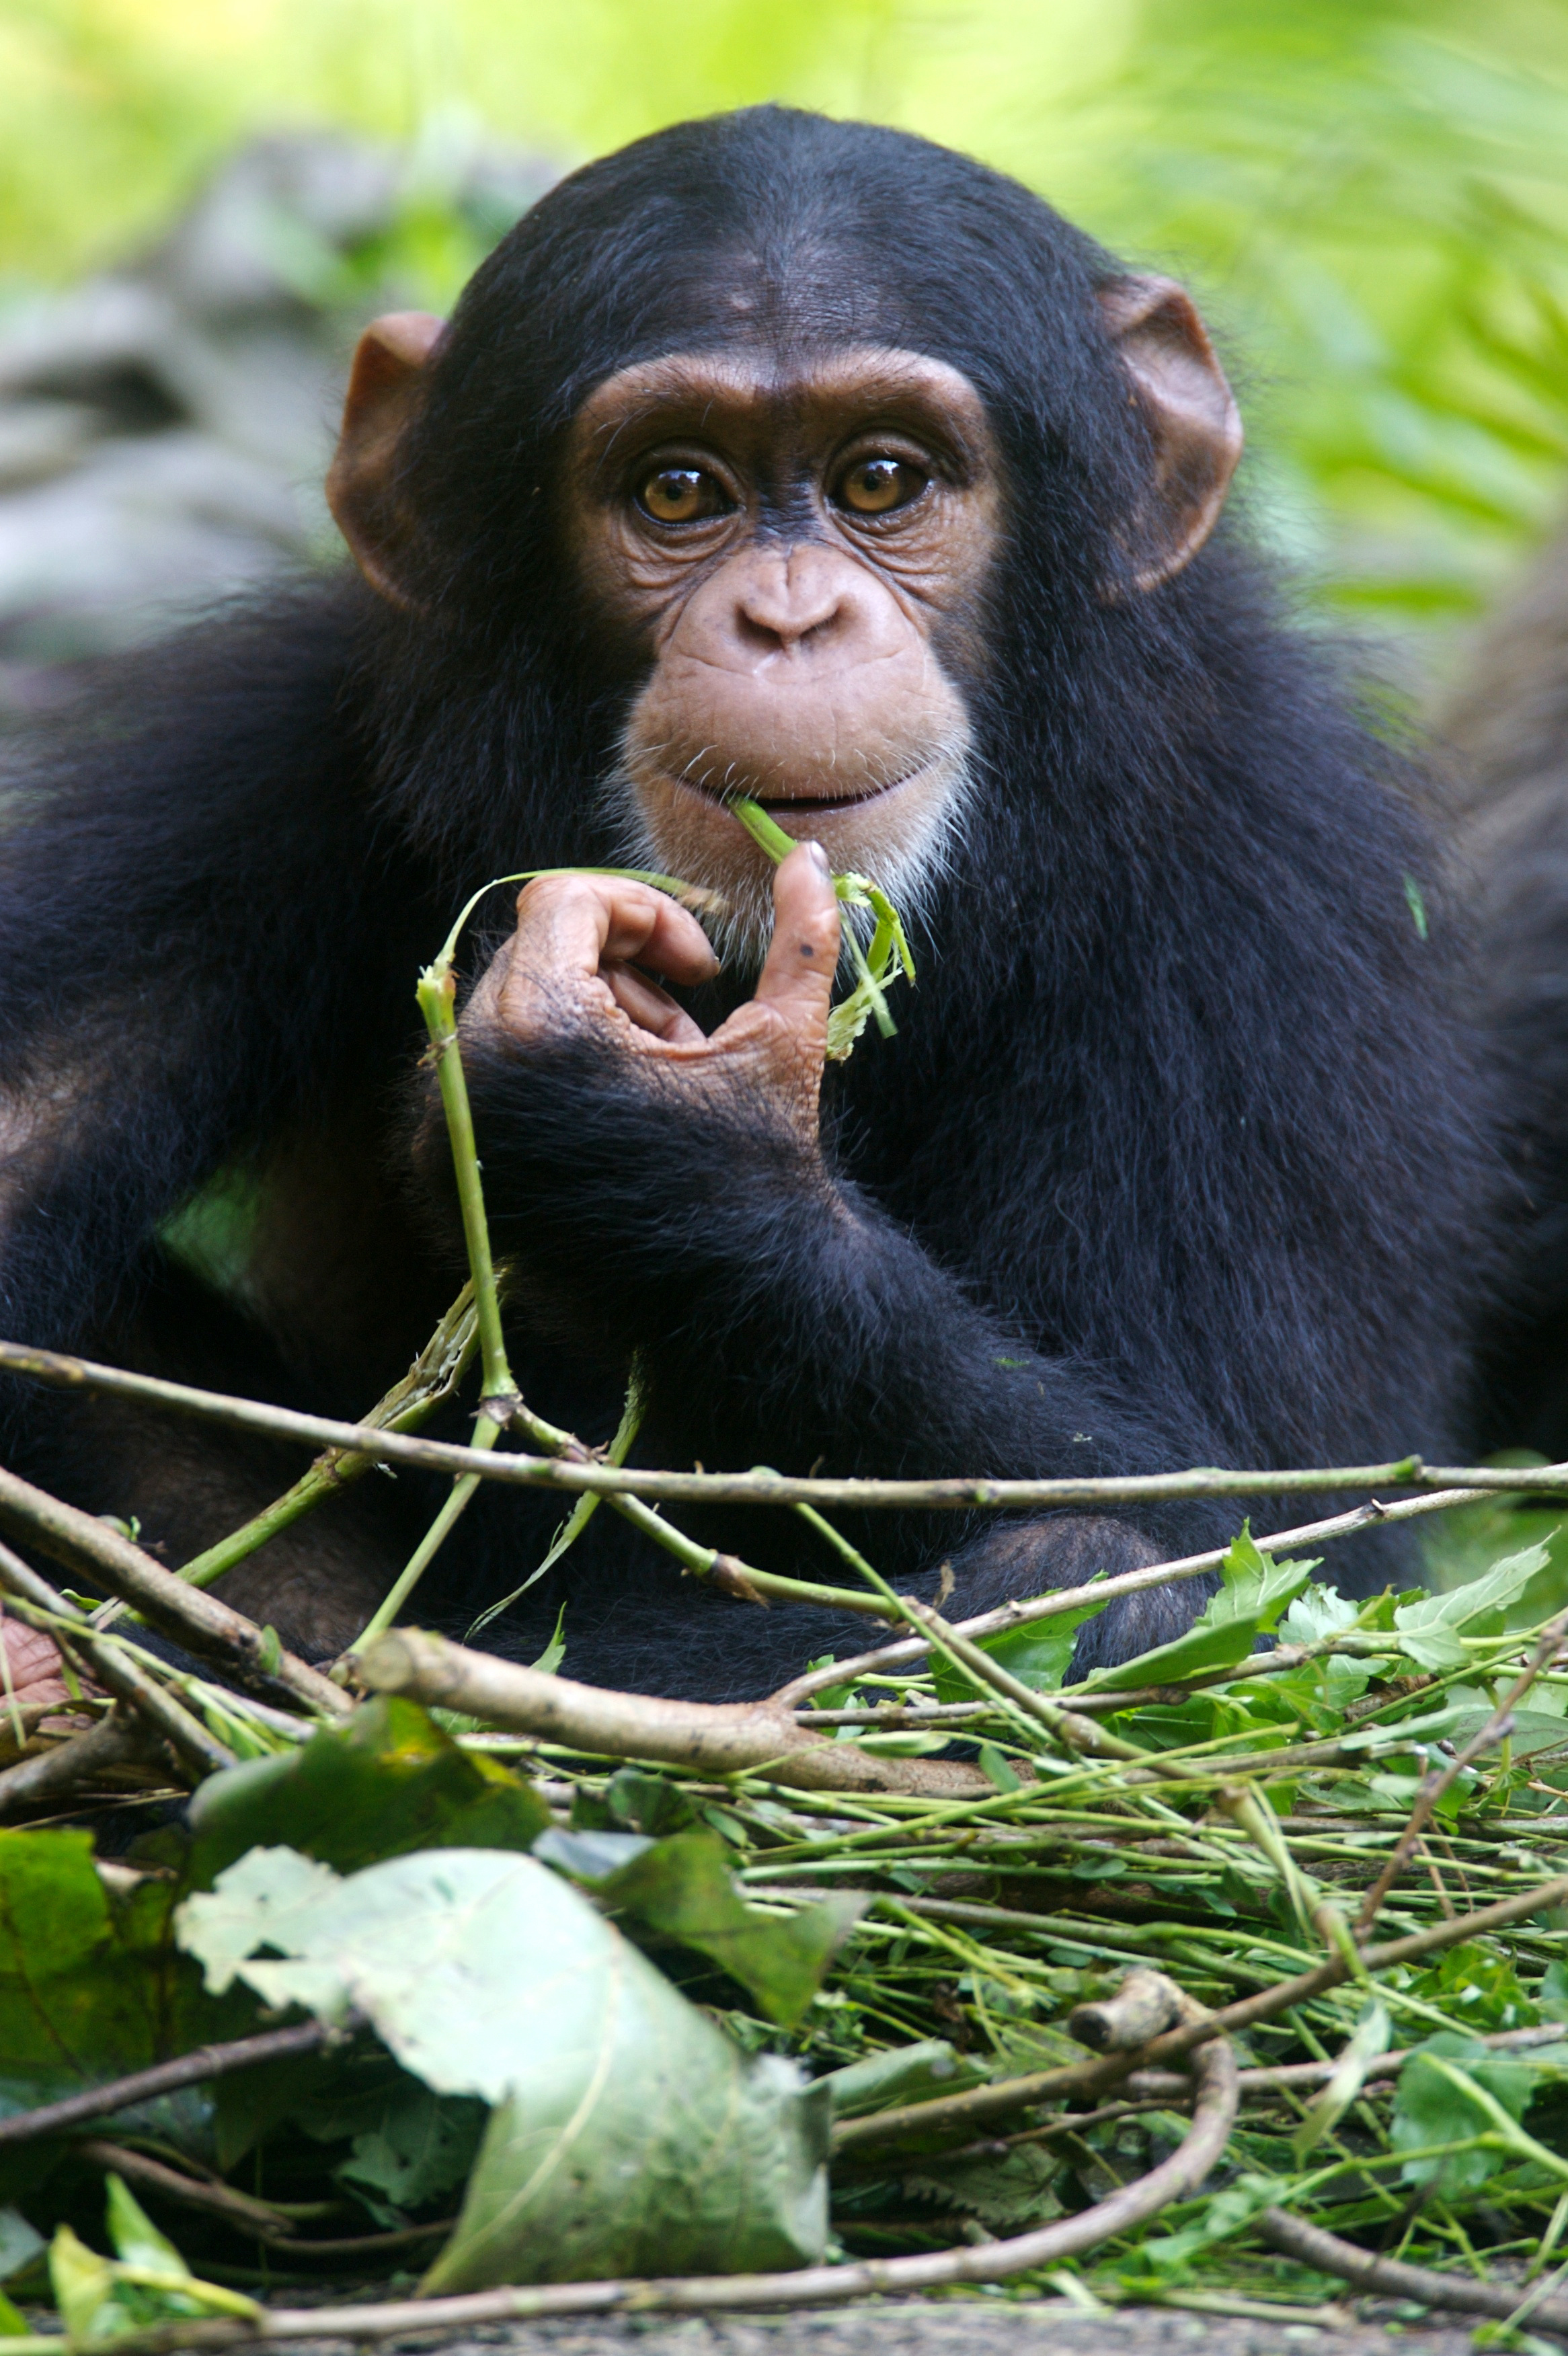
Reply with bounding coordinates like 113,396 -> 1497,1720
933,1579 -> 1111,1700
48,2223 -> 119,2344
0,2209 -> 43,2285
334,2079 -> 487,2226
904,2143 -> 1064,2228
48,2191 -> 258,2343
1392,2032 -> 1536,2194
187,1695 -> 551,1885
1280,1581 -> 1362,1645
0,1830 -> 240,2153
585,1828 -> 865,2027
1079,1532 -> 1317,1692
818,2039 -> 986,2119
978,1743 -> 1024,1793
104,2177 -> 185,2278
175,1845 -> 830,2289
1394,1541 -> 1552,1670
528,1603 -> 567,1677
1292,2001 -> 1390,2161
1136,2172 -> 1286,2277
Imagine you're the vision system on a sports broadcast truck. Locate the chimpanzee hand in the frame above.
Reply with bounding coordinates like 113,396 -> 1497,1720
461,843 -> 842,1153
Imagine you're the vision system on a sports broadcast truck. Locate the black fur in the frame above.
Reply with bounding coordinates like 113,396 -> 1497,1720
0,108 -> 1491,1696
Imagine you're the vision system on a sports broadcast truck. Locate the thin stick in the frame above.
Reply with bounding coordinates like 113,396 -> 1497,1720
1354,1604 -> 1568,1937
356,1627 -> 989,1796
1259,2206 -> 1568,2332
0,1544 -> 235,1776
155,1282 -> 483,1600
0,1462 -> 348,1718
59,2032 -> 1237,2347
350,1435 -> 494,1653
74,2142 -> 455,2257
0,1704 -> 156,1819
0,1339 -> 1544,1511
0,2018 -> 344,2147
767,1489 -> 1477,1703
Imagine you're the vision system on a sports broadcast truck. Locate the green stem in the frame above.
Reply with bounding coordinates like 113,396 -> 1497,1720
159,1286 -> 483,1600
417,965 -> 512,1405
353,1422 -> 500,1653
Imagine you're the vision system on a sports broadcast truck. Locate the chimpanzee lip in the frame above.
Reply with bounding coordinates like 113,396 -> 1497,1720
655,766 -> 924,820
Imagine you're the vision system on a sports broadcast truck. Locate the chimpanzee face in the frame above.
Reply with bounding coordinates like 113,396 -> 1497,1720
325,130 -> 1240,960
569,345 -> 996,957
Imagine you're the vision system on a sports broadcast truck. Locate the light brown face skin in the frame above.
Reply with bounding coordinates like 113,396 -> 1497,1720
569,348 -> 996,922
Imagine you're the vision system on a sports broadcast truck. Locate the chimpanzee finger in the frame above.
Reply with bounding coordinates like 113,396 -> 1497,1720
748,844 -> 840,1032
512,873 -> 719,988
603,961 -> 707,1044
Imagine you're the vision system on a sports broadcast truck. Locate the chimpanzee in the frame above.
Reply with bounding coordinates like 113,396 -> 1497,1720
0,107 -> 1491,1699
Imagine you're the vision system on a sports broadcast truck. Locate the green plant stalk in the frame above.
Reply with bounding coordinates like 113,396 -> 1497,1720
467,1366 -> 645,1639
150,1286 -> 484,1601
729,795 -> 914,1054
418,963 -> 513,1407
399,920 -> 878,1634
797,1495 -> 1146,1764
352,1444 -> 495,1654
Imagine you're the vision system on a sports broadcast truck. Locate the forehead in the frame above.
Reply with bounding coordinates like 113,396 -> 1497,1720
569,346 -> 994,467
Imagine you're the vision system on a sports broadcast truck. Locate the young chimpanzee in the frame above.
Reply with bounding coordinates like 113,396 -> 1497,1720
0,108 -> 1491,1697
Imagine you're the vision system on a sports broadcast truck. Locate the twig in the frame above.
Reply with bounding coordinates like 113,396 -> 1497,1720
76,2144 -> 305,2236
1141,1871 -> 1568,2070
826,1878 -> 1568,2150
356,1628 -> 988,1794
74,2142 -> 453,2257
1258,2205 -> 1568,2331
135,1283 -> 485,1603
0,1339 -> 1536,1510
1125,2022 -> 1568,2098
0,1462 -> 348,1718
56,2027 -> 1237,2346
0,2017 -> 349,2147
899,1598 -> 1144,1760
767,1491 -> 1472,1701
0,1544 -> 235,1776
0,1703 -> 159,1818
1355,1604 -> 1568,1937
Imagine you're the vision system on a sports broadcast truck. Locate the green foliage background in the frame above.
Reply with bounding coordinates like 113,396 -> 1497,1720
5,0 -> 1568,653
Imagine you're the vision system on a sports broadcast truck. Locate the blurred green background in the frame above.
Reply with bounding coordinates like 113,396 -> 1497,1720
5,0 -> 1568,668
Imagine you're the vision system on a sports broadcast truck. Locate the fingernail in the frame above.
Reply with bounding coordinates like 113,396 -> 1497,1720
804,841 -> 830,873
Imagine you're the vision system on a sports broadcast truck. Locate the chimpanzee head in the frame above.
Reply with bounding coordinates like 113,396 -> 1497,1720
328,107 -> 1241,955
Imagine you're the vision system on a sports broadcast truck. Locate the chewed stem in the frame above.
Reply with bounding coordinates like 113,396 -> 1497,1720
728,795 -> 915,1058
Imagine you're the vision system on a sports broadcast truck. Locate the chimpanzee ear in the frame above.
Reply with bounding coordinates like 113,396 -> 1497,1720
327,311 -> 446,606
1097,275 -> 1242,592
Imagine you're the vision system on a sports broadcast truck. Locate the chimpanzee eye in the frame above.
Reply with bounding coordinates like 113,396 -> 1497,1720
836,456 -> 928,515
637,467 -> 728,524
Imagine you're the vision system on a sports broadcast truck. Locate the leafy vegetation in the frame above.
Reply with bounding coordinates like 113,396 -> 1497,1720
1,859 -> 1567,2335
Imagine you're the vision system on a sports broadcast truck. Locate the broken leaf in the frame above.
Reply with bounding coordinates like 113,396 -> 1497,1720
175,1844 -> 830,2289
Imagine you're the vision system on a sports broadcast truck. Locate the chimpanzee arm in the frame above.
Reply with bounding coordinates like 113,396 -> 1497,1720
0,596 -> 422,1358
412,861 -> 1236,1651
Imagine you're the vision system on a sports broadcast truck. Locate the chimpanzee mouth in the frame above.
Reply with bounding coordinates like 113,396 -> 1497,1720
679,764 -> 931,822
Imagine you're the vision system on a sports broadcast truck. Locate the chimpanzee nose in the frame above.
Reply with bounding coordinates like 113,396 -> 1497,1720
731,547 -> 872,658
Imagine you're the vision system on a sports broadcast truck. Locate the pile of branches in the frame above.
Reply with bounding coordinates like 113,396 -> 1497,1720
1,1379 -> 1568,2345
2,855 -> 1568,2341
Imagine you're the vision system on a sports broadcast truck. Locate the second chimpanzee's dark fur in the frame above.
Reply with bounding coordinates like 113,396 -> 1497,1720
0,110 -> 1492,1696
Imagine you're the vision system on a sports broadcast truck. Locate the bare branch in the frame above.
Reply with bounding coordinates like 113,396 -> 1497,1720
356,1627 -> 990,1795
0,1462 -> 348,1717
0,1336 -> 1553,1512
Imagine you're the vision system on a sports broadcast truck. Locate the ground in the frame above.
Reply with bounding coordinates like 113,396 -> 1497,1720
263,2304 -> 1497,2356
